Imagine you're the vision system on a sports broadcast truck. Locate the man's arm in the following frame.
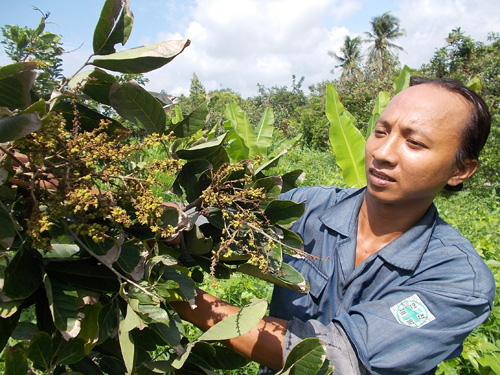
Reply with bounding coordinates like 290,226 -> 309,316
170,288 -> 288,370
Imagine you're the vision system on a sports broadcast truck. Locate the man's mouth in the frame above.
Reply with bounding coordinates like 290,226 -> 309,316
369,169 -> 396,182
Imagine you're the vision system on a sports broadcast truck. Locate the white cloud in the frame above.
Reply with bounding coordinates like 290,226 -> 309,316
395,0 -> 500,69
145,0 -> 355,97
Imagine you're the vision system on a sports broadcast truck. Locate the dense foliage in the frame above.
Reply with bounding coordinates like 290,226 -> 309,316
1,2 -> 499,375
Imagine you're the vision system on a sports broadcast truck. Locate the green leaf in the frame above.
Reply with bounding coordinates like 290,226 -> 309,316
97,302 -> 118,344
225,102 -> 261,159
0,206 -> 16,247
264,200 -> 305,225
116,242 -> 142,274
41,243 -> 80,259
467,75 -> 483,93
52,101 -> 123,133
109,80 -> 166,134
393,65 -> 412,95
92,39 -> 191,73
119,304 -> 138,374
102,1 -> 134,55
0,310 -> 21,351
169,100 -> 208,138
3,246 -> 43,299
237,262 -> 309,294
278,338 -> 332,375
278,226 -> 304,255
255,150 -> 286,176
45,259 -> 119,293
326,82 -> 366,188
366,90 -> 389,139
53,336 -> 86,365
478,353 -> 500,374
281,169 -> 306,193
223,120 -> 249,162
3,346 -> 28,375
0,64 -> 37,109
199,299 -> 267,341
28,332 -> 53,370
0,113 -> 42,142
79,68 -> 118,106
173,159 -> 212,203
44,276 -> 82,338
255,107 -> 274,155
93,0 -> 133,55
184,226 -> 213,255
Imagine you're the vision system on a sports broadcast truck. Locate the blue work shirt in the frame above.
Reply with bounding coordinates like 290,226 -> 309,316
267,186 -> 495,375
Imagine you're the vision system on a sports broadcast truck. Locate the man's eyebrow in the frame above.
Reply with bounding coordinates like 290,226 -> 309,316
375,118 -> 390,126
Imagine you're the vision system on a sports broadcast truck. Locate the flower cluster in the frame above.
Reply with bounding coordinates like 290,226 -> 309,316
198,161 -> 279,278
7,113 -> 184,250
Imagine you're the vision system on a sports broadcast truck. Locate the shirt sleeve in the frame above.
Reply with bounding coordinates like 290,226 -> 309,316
284,318 -> 367,375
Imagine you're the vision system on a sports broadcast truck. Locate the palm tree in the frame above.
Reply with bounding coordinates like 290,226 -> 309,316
328,35 -> 363,81
366,12 -> 406,71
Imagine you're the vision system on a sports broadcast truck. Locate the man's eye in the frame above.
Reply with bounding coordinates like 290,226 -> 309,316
407,139 -> 426,148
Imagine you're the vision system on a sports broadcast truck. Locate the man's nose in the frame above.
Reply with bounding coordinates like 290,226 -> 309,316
372,136 -> 398,165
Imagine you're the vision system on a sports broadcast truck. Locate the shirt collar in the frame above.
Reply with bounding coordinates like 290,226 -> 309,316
319,187 -> 438,271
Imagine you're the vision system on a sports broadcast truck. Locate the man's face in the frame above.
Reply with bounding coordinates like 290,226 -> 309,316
364,84 -> 472,208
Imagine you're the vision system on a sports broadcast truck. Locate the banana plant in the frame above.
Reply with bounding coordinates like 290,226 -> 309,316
327,65 -> 412,187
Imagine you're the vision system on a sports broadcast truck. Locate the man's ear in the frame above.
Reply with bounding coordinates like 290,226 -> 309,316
447,159 -> 478,187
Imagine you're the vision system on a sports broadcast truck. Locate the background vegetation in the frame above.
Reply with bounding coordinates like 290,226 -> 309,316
0,2 -> 499,374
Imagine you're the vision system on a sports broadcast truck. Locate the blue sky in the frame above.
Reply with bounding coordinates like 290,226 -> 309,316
2,0 -> 499,98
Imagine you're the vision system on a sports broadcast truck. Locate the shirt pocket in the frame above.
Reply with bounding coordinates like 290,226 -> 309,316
292,256 -> 333,299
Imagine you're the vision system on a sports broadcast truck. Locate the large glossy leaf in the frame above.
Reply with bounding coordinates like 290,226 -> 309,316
277,226 -> 304,256
52,101 -> 123,133
45,259 -> 119,293
255,107 -> 274,155
0,310 -> 21,352
3,346 -> 28,375
277,338 -> 333,375
281,170 -> 306,193
53,336 -> 86,365
93,0 -> 133,55
366,90 -> 390,139
109,80 -> 166,134
264,199 -> 305,226
224,102 -> 261,160
393,65 -> 412,95
191,344 -> 249,370
184,226 -> 213,255
237,263 -> 309,294
223,120 -> 249,162
118,304 -> 138,374
28,332 -> 53,370
92,39 -> 191,74
116,242 -> 142,275
0,113 -> 42,142
199,299 -> 267,341
0,206 -> 16,249
3,246 -> 43,299
97,302 -> 118,344
176,133 -> 226,160
74,68 -> 118,105
0,62 -> 37,109
169,100 -> 208,138
44,276 -> 82,339
326,82 -> 366,188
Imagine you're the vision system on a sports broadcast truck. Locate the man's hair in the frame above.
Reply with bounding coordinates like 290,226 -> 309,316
409,76 -> 491,191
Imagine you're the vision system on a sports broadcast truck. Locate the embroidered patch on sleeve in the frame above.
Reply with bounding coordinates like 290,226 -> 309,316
390,294 -> 436,328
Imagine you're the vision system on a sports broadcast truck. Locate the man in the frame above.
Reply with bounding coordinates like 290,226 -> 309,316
172,77 -> 495,374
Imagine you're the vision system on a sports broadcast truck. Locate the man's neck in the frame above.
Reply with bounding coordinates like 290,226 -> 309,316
355,193 -> 432,267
